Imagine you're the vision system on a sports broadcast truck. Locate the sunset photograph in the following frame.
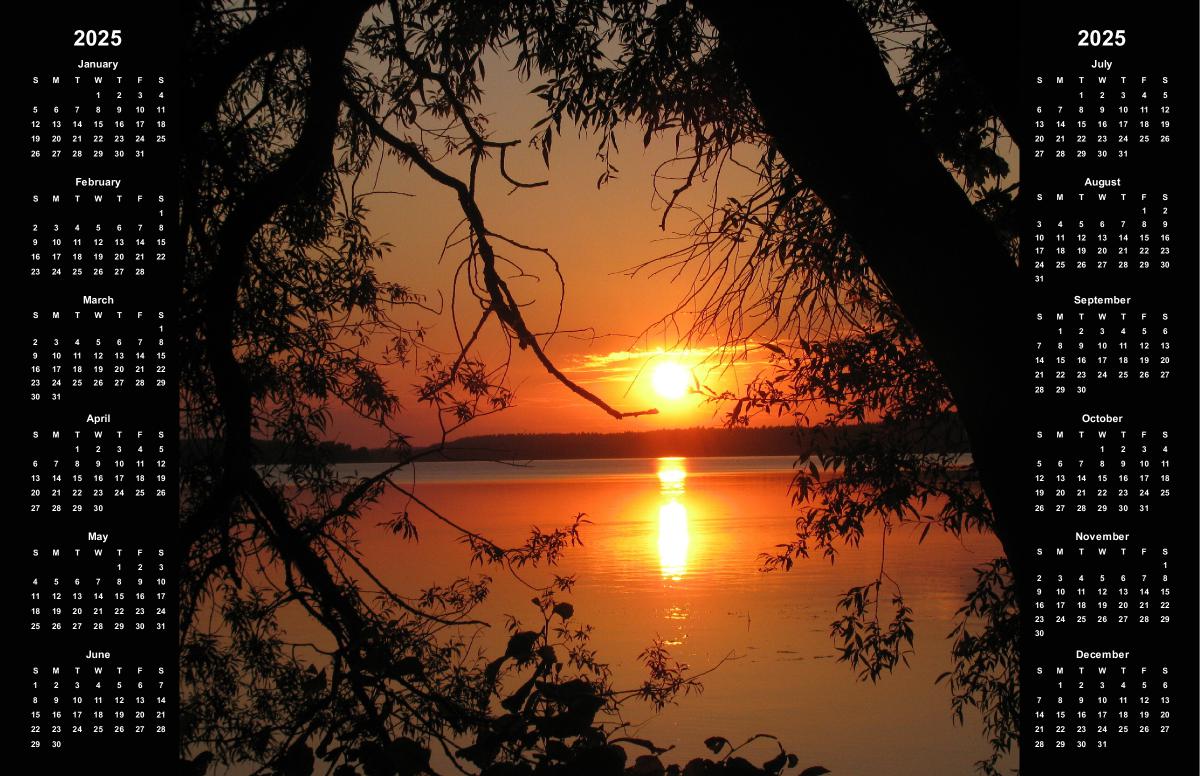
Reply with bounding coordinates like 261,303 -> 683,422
177,2 -> 1024,775
166,1 -> 1192,776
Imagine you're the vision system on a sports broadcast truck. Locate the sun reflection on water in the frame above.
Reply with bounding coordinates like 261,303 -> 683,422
656,458 -> 690,581
658,500 -> 689,580
657,458 -> 687,492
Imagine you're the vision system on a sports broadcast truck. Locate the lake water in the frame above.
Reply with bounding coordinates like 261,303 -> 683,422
328,456 -> 1009,774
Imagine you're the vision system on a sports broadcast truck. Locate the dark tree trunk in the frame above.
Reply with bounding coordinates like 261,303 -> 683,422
181,0 -> 381,557
696,0 -> 1026,576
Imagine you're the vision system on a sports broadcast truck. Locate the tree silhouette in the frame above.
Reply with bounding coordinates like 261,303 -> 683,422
180,1 -> 1023,774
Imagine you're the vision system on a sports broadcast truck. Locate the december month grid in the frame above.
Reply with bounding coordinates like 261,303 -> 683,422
18,6 -> 177,763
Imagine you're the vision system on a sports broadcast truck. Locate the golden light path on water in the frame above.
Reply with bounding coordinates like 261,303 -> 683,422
656,457 -> 690,581
323,454 -> 1005,774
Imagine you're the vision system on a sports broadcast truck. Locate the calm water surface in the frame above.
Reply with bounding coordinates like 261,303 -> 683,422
325,456 -> 1008,775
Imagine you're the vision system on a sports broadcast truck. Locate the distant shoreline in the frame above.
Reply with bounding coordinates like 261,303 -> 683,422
233,416 -> 969,464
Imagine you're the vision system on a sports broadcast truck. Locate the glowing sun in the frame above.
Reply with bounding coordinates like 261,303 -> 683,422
651,361 -> 691,400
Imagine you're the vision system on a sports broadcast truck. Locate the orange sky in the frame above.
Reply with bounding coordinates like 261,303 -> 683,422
327,63 -> 775,447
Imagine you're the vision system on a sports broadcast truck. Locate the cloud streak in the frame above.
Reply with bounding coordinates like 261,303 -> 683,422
563,344 -> 777,389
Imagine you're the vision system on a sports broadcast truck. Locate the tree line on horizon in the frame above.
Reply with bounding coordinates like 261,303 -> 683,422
207,414 -> 971,464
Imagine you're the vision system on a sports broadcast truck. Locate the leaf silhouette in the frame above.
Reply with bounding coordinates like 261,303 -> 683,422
278,743 -> 314,776
504,630 -> 540,662
631,754 -> 666,775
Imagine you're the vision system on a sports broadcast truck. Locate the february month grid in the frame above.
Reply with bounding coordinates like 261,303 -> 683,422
30,182 -> 169,280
